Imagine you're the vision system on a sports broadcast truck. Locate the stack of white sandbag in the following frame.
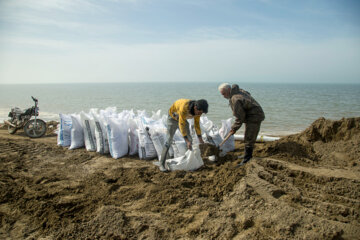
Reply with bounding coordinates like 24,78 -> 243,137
57,108 -> 236,171
57,108 -> 167,158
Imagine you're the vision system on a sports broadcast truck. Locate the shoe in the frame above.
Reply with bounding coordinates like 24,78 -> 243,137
236,146 -> 253,167
159,145 -> 170,172
159,164 -> 169,172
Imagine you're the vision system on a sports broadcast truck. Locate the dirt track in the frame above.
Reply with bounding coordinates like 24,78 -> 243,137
0,117 -> 359,239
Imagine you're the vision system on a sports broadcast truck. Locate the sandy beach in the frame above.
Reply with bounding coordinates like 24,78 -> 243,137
0,117 -> 359,239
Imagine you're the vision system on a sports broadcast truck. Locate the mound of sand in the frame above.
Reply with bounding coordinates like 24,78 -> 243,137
303,117 -> 360,142
257,117 -> 360,168
0,117 -> 359,239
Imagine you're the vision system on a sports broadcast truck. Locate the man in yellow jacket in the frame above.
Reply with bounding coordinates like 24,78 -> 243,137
159,99 -> 208,172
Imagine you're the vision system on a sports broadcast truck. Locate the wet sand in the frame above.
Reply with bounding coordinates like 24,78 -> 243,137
0,117 -> 359,239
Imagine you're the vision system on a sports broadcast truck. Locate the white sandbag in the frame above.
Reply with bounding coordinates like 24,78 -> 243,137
199,116 -> 222,146
93,113 -> 109,154
151,109 -> 162,121
95,107 -> 117,154
204,128 -> 222,146
136,114 -> 166,160
200,115 -> 214,133
167,145 -> 204,171
80,111 -> 97,152
188,119 -> 199,145
137,112 -> 153,126
137,109 -> 147,117
105,117 -> 129,159
69,114 -> 85,150
100,107 -> 117,117
219,118 -> 235,153
171,140 -> 187,158
128,118 -> 139,155
173,129 -> 185,142
149,127 -> 169,160
57,113 -> 72,147
119,110 -> 133,156
137,127 -> 157,160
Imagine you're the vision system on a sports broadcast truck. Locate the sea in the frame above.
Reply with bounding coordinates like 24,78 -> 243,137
0,82 -> 359,136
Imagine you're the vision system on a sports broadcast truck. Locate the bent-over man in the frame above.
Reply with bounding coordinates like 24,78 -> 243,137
218,83 -> 265,166
159,99 -> 208,172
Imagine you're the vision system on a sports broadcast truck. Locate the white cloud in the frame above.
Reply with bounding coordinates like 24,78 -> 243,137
1,38 -> 359,84
1,0 -> 359,84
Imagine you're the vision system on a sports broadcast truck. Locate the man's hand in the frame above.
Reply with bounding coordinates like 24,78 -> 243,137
185,139 -> 192,150
229,129 -> 236,135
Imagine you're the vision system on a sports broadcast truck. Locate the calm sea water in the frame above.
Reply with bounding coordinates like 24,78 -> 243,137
0,82 -> 359,136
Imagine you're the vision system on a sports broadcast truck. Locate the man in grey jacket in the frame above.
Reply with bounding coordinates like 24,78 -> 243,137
218,83 -> 265,166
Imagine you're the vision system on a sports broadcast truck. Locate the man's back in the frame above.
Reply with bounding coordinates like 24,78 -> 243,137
229,84 -> 265,123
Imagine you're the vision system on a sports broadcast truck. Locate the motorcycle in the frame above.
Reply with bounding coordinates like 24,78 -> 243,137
4,96 -> 47,138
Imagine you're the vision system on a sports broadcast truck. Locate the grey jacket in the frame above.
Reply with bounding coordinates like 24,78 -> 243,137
229,84 -> 265,131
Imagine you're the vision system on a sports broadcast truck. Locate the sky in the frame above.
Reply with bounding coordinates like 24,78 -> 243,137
0,0 -> 359,84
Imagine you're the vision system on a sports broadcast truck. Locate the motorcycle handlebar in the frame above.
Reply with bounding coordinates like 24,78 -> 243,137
31,96 -> 38,102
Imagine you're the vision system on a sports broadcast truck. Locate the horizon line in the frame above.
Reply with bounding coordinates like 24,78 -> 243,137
0,81 -> 360,85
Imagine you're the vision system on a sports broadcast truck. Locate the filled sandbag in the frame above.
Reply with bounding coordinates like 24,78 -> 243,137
80,111 -> 97,152
137,127 -> 157,160
199,116 -> 222,146
151,109 -> 162,121
136,114 -> 164,160
200,115 -> 214,133
93,113 -> 109,154
128,118 -> 139,156
57,113 -> 72,147
93,108 -> 116,154
149,127 -> 168,160
171,140 -> 187,158
219,118 -> 235,154
69,114 -> 85,150
167,145 -> 204,171
105,116 -> 129,159
204,127 -> 222,146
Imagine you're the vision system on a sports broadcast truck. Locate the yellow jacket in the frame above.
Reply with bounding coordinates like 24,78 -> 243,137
169,99 -> 201,137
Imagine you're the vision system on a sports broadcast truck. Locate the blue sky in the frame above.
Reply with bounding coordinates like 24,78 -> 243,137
0,0 -> 359,84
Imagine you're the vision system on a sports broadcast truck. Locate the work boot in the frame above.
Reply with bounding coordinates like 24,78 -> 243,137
237,146 -> 253,167
159,162 -> 168,172
159,156 -> 169,172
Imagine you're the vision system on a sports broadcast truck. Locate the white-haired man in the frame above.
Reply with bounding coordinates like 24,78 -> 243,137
218,83 -> 265,166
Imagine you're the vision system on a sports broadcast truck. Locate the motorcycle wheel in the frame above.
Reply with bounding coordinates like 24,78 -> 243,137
24,119 -> 47,138
8,125 -> 18,134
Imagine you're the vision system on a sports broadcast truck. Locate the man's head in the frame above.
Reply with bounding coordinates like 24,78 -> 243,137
218,83 -> 231,99
194,99 -> 208,116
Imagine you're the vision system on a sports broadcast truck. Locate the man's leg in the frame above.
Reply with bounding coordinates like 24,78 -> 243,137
238,122 -> 261,166
159,116 -> 178,172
